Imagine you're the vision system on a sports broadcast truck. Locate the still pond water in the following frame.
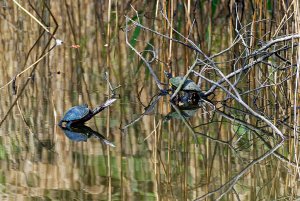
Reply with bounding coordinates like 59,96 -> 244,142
0,1 -> 299,201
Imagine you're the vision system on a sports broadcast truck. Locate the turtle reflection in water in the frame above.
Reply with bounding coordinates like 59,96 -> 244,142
59,98 -> 116,128
164,108 -> 197,121
60,125 -> 115,147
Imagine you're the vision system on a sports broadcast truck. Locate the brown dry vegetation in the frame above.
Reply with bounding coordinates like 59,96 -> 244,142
0,0 -> 300,200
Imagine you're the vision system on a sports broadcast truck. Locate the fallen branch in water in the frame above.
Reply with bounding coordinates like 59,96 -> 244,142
124,5 -> 299,199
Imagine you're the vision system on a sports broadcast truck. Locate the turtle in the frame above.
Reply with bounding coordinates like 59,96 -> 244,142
170,76 -> 202,92
164,71 -> 202,93
164,71 -> 205,106
60,125 -> 115,147
173,90 -> 204,108
164,108 -> 197,121
59,98 -> 116,128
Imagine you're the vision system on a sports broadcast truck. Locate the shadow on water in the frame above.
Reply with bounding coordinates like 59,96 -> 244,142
0,1 -> 299,201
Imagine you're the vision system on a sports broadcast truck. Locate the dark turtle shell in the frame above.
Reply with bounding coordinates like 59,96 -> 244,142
61,104 -> 90,122
63,128 -> 89,141
169,76 -> 201,92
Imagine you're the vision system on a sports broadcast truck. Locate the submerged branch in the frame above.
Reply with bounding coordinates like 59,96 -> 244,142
122,95 -> 162,130
194,139 -> 285,201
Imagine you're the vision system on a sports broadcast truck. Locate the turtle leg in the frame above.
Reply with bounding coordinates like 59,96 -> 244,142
58,120 -> 64,127
163,70 -> 172,79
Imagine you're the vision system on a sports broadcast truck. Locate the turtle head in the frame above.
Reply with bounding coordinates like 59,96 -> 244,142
164,70 -> 172,79
58,119 -> 65,127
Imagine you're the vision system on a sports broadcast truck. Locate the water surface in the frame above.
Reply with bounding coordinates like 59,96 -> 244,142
0,1 -> 299,201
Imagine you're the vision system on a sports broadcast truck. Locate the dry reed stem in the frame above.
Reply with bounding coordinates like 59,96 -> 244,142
0,51 -> 51,90
1,1 -> 62,91
292,0 -> 300,180
13,0 -> 52,37
144,119 -> 161,141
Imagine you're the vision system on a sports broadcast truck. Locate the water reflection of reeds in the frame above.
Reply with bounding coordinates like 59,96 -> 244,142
0,1 -> 300,200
